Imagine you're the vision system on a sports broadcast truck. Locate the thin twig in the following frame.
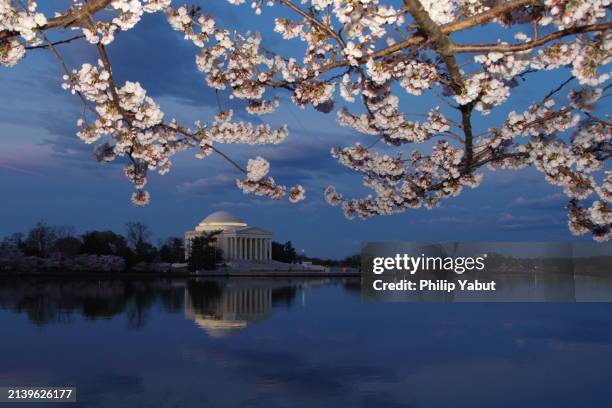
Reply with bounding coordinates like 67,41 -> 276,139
25,35 -> 85,50
541,76 -> 574,102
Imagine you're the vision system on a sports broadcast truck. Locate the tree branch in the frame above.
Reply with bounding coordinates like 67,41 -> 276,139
164,124 -> 247,174
25,35 -> 85,50
0,0 -> 112,41
94,40 -> 128,119
541,76 -> 574,102
403,0 -> 462,91
279,0 -> 346,47
403,0 -> 476,172
268,0 -> 542,87
39,31 -> 98,117
453,22 -> 612,53
448,0 -> 536,32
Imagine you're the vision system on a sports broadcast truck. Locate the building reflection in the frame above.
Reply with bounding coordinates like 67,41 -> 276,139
182,279 -> 336,336
184,283 -> 273,337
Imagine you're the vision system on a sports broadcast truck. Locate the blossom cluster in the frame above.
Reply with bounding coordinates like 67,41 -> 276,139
532,33 -> 611,86
489,105 -> 610,240
208,110 -> 288,144
474,33 -> 532,80
60,60 -> 182,203
367,57 -> 439,96
420,0 -> 456,25
337,92 -> 449,144
541,0 -> 611,29
82,0 -> 171,45
236,155 -> 305,202
0,0 -> 46,66
236,177 -> 286,199
246,156 -> 270,181
454,72 -> 510,115
327,140 -> 480,220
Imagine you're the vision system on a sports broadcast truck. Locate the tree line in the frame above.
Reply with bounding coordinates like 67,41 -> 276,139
1,221 -> 352,273
1,220 -> 185,272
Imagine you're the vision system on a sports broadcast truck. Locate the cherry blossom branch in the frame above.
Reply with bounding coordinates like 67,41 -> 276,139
38,31 -> 98,117
403,0 -> 463,90
453,22 -> 612,53
92,41 -> 249,178
0,0 -> 112,41
278,0 -> 346,47
270,0 -> 539,87
161,124 -> 247,174
584,112 -> 612,127
95,41 -> 126,117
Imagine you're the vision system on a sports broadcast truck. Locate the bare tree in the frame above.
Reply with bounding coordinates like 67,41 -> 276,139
25,220 -> 57,258
2,232 -> 24,248
125,221 -> 152,248
54,225 -> 77,239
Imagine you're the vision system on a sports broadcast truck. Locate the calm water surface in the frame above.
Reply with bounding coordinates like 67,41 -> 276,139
1,277 -> 612,408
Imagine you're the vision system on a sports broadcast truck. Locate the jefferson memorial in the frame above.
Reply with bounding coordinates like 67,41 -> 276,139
185,211 -> 273,261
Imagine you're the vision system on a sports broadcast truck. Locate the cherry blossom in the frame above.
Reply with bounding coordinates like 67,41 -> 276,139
0,0 -> 610,241
246,156 -> 270,181
131,190 -> 151,207
289,185 -> 306,203
0,37 -> 23,66
0,0 -> 46,66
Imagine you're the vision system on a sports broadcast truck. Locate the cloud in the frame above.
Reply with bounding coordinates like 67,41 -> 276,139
498,213 -> 565,230
177,174 -> 236,194
0,57 -> 107,171
77,7 -> 252,106
0,162 -> 42,176
484,167 -> 544,187
513,193 -> 567,210
421,216 -> 472,225
211,199 -> 283,208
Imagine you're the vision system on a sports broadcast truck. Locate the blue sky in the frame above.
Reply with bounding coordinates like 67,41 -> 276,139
0,1 -> 598,258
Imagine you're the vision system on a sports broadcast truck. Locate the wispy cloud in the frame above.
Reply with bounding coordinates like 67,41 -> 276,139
211,199 -> 282,209
513,193 -> 567,210
177,174 -> 236,194
0,162 -> 42,176
498,213 -> 565,230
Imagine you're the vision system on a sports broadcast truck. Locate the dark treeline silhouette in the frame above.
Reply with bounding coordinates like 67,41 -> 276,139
0,220 -> 187,273
188,232 -> 223,272
477,252 -> 611,275
298,253 -> 360,269
272,241 -> 298,263
271,240 -> 359,268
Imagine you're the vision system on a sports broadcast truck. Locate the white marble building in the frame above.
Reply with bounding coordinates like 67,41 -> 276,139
185,211 -> 272,261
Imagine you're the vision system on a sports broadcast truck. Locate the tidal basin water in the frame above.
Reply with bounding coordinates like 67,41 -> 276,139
1,277 -> 612,408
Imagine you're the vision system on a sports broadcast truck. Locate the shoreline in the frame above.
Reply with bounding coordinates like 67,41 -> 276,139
0,271 -> 362,279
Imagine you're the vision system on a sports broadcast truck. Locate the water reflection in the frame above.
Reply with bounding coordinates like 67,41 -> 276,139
0,278 -> 185,327
1,277 -> 612,407
185,281 -> 280,336
0,277 -> 342,331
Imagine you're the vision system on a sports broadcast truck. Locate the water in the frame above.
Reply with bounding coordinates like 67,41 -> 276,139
1,277 -> 612,407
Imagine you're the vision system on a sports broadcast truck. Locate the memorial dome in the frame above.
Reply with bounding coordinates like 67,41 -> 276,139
195,211 -> 247,231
